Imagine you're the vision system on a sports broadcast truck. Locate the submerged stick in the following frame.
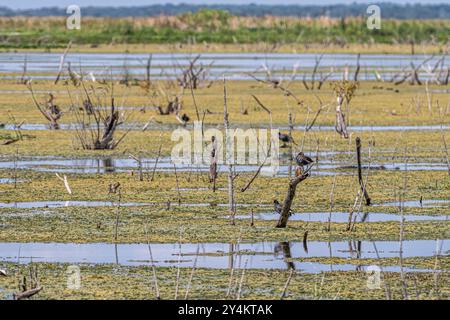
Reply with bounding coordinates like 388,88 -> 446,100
280,269 -> 295,300
184,244 -> 200,299
144,224 -> 161,300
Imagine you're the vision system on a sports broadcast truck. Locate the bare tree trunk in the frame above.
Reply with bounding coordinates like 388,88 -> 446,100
276,173 -> 310,228
335,96 -> 349,139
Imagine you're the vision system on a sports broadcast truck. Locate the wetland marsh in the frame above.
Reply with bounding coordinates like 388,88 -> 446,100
0,11 -> 449,301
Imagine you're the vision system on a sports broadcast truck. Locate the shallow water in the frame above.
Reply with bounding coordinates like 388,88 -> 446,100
376,200 -> 450,208
0,52 -> 444,81
230,212 -> 449,223
0,156 -> 447,176
0,239 -> 446,272
2,122 -> 449,132
0,200 -> 271,209
0,178 -> 26,184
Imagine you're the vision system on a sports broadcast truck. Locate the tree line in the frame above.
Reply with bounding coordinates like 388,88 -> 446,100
0,3 -> 449,19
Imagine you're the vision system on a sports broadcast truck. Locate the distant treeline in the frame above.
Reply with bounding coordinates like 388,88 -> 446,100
0,3 -> 449,19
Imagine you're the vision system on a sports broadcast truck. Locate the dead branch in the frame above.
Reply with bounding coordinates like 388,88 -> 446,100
55,41 -> 72,85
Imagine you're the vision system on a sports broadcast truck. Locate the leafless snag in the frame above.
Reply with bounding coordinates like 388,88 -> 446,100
305,95 -> 330,132
240,95 -> 273,192
177,54 -> 213,89
354,53 -> 361,81
331,81 -> 358,139
276,171 -> 310,228
224,77 -> 237,225
356,137 -> 371,205
14,265 -> 42,300
209,136 -> 218,192
247,73 -> 303,105
20,54 -> 28,84
27,84 -> 62,129
144,224 -> 161,300
73,81 -> 131,150
54,40 -> 72,85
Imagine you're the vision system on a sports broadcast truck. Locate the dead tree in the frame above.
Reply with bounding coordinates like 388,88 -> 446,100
335,95 -> 348,139
247,72 -> 303,105
356,137 -> 371,205
72,82 -> 130,150
305,95 -> 330,132
14,265 -> 42,300
177,55 -> 213,89
20,54 -> 28,84
331,81 -> 358,139
391,55 -> 435,85
302,54 -> 334,90
276,171 -> 310,228
28,85 -> 62,129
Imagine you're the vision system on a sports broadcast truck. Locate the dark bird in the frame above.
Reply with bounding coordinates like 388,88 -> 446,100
278,132 -> 296,148
273,200 -> 294,216
176,113 -> 190,126
181,113 -> 190,123
295,152 -> 314,167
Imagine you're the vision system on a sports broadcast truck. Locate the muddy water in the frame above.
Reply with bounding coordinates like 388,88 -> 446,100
0,239 -> 446,272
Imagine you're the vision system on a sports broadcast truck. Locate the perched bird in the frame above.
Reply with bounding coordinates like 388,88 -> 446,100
295,152 -> 314,167
278,132 -> 296,148
0,269 -> 6,277
176,113 -> 190,126
181,114 -> 190,123
273,200 -> 294,216
294,152 -> 314,177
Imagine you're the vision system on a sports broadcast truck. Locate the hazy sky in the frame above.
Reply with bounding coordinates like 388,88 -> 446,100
5,0 -> 448,9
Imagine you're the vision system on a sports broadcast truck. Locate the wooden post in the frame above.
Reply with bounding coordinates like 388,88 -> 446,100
356,137 -> 371,205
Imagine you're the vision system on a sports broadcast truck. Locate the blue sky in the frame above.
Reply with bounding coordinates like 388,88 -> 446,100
5,0 -> 447,9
